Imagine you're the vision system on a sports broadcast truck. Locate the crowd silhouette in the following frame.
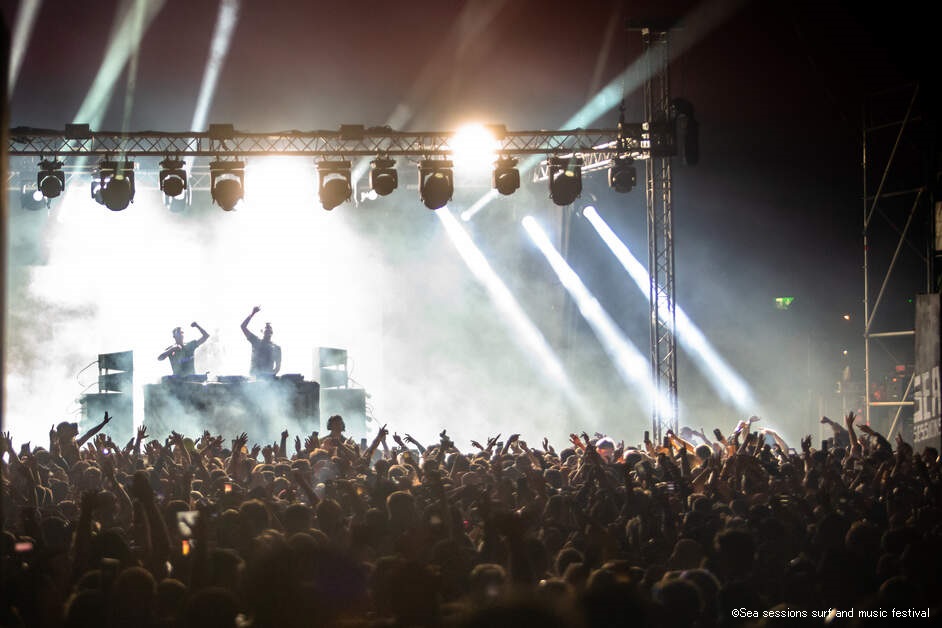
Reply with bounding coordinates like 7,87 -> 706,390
1,410 -> 939,627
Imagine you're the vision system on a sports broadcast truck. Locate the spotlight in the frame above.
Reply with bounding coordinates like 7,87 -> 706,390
369,157 -> 398,196
608,157 -> 636,193
317,160 -> 352,210
210,160 -> 245,211
548,156 -> 582,206
419,159 -> 453,210
492,157 -> 519,195
37,159 -> 65,199
159,158 -> 187,198
92,160 -> 135,211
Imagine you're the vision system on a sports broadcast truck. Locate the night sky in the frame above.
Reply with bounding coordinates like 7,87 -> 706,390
2,0 -> 936,445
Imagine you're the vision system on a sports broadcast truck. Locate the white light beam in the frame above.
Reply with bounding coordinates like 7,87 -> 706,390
438,208 -> 596,423
522,215 -> 671,419
583,206 -> 759,414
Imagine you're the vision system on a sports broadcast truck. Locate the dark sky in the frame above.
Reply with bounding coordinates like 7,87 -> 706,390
3,0 -> 936,439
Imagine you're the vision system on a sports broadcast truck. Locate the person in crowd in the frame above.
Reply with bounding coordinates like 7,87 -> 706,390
2,409 -> 939,628
158,322 -> 210,377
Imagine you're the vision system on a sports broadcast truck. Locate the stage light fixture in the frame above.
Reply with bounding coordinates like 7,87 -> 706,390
369,157 -> 398,196
608,157 -> 636,193
210,160 -> 245,211
36,159 -> 65,199
493,157 -> 519,195
91,160 -> 136,211
317,160 -> 353,210
159,158 -> 187,198
419,159 -> 453,210
548,156 -> 582,206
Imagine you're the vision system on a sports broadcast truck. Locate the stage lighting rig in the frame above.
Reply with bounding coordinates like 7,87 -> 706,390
317,160 -> 353,210
492,157 -> 519,195
159,158 -> 187,198
548,156 -> 582,206
37,159 -> 65,200
609,157 -> 636,193
210,160 -> 245,211
418,159 -> 453,210
369,157 -> 398,196
91,160 -> 136,211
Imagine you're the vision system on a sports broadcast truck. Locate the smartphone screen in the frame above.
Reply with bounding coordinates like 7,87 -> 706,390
14,541 -> 34,553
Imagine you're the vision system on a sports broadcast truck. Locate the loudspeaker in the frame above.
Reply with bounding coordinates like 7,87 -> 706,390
99,371 -> 133,393
320,389 -> 367,438
99,350 -> 133,372
317,347 -> 348,389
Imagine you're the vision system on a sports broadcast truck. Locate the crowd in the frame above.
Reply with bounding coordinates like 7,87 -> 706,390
1,410 -> 940,627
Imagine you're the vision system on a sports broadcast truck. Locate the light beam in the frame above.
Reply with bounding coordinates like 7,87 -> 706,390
583,206 -> 760,415
437,208 -> 596,423
522,215 -> 670,419
190,0 -> 240,133
8,0 -> 42,95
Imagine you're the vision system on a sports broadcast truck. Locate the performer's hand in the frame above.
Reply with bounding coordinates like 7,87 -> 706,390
252,305 -> 261,314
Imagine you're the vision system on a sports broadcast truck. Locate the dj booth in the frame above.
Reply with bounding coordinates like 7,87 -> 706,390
144,374 -> 319,441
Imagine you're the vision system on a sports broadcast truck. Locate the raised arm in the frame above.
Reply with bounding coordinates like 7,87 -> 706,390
241,306 -> 260,339
191,321 -> 210,346
76,412 -> 112,447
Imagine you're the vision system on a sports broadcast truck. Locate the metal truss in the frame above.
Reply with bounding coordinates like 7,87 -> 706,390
8,125 -> 638,159
643,27 -> 678,443
862,83 -> 934,437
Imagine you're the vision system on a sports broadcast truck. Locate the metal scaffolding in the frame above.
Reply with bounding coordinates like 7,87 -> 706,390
7,125 -> 638,159
642,27 -> 678,442
862,83 -> 933,437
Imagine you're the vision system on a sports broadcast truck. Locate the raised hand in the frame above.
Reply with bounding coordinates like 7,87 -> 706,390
137,425 -> 148,443
486,434 -> 501,449
295,435 -> 302,453
393,433 -> 406,448
470,439 -> 484,450
281,429 -> 289,441
233,432 -> 248,452
252,305 -> 261,314
250,444 -> 261,459
844,411 -> 856,427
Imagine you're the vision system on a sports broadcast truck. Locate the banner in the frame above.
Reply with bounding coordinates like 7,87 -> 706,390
913,293 -> 941,452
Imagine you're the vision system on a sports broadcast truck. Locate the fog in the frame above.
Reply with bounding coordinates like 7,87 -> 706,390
6,152 -> 853,451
